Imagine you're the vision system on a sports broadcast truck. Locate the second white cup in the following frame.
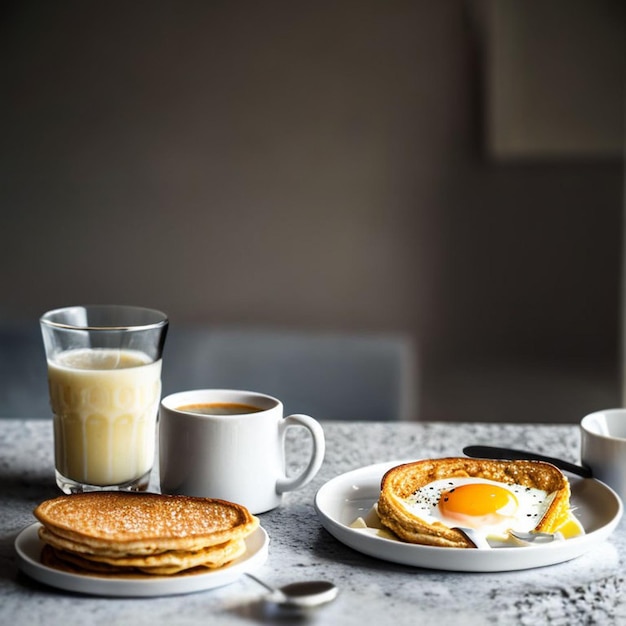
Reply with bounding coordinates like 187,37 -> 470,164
159,389 -> 325,514
581,409 -> 626,502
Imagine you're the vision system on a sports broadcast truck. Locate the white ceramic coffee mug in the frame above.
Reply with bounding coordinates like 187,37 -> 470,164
581,409 -> 626,501
159,389 -> 325,513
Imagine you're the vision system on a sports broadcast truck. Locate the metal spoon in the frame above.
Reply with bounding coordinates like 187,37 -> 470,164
452,527 -> 492,549
245,573 -> 339,608
508,529 -> 560,544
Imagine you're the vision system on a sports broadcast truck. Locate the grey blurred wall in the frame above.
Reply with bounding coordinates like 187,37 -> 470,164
1,1 -> 624,420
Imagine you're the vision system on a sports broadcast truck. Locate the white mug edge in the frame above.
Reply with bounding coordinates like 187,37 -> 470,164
581,409 -> 626,442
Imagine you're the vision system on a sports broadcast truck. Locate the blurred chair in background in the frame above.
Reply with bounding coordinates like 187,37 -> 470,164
0,323 -> 418,421
162,327 -> 418,421
0,324 -> 49,418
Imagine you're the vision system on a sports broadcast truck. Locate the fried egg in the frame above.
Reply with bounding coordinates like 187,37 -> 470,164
401,476 -> 555,540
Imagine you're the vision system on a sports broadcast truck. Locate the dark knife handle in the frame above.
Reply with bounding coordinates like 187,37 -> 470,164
462,445 -> 592,478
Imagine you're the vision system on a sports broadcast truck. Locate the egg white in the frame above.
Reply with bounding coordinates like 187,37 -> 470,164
400,476 -> 555,540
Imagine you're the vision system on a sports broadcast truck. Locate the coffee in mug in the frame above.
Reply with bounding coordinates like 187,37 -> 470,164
159,389 -> 325,514
176,402 -> 263,416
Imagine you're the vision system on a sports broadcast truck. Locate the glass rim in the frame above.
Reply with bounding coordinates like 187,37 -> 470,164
40,305 -> 168,332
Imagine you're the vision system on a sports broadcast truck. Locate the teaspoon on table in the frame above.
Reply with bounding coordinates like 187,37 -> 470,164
462,445 -> 592,478
245,573 -> 339,608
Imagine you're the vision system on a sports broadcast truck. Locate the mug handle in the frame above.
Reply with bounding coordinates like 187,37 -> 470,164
276,414 -> 325,494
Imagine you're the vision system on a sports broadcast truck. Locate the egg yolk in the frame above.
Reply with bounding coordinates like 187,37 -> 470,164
439,483 -> 518,519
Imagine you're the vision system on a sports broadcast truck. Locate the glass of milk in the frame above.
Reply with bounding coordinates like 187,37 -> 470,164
40,305 -> 168,494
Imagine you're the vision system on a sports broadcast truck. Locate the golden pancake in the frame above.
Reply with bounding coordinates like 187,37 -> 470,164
39,526 -> 246,572
41,545 -> 146,577
34,492 -> 258,556
35,492 -> 259,576
42,545 -> 236,578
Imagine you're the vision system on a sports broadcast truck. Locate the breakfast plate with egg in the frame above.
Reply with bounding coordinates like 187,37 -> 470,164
314,458 -> 622,572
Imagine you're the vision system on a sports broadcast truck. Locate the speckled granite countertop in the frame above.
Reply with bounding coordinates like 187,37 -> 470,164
1,419 -> 624,625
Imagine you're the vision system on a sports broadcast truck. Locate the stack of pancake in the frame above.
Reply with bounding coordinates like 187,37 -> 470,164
34,492 -> 259,576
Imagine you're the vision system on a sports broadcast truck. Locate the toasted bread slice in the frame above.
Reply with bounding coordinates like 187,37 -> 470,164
377,458 -> 573,548
34,492 -> 258,556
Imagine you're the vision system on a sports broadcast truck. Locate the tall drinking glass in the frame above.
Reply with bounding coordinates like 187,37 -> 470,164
40,305 -> 168,493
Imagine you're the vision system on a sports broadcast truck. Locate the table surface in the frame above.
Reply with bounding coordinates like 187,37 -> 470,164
1,419 -> 625,626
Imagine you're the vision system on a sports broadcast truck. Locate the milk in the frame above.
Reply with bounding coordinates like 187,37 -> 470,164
47,348 -> 162,486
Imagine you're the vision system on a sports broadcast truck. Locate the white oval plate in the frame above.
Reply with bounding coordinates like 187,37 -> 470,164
15,523 -> 269,597
314,460 -> 623,572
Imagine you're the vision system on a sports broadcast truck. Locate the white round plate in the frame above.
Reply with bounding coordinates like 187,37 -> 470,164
15,523 -> 269,597
314,460 -> 623,572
